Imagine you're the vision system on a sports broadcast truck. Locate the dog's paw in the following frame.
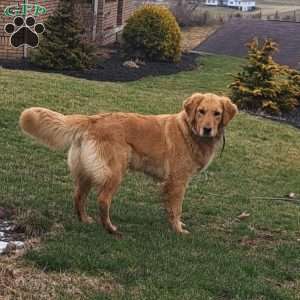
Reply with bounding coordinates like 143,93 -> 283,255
107,226 -> 123,239
109,224 -> 118,233
171,220 -> 190,234
179,228 -> 190,234
81,216 -> 95,224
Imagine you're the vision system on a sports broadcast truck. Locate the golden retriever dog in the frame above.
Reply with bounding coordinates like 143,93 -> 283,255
19,93 -> 237,235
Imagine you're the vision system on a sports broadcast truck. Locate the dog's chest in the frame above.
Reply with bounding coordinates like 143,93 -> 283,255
199,152 -> 215,173
193,143 -> 218,173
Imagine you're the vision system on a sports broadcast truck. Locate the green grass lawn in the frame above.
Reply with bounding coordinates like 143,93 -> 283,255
1,55 -> 300,299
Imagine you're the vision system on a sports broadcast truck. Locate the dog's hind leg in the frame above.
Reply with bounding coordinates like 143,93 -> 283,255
80,140 -> 128,234
97,171 -> 122,234
74,177 -> 93,224
68,143 -> 93,224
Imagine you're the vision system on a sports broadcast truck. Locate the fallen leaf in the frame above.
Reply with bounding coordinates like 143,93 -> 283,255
237,212 -> 251,220
288,192 -> 296,199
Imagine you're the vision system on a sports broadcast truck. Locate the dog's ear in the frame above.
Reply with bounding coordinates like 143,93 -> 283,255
183,93 -> 204,120
222,97 -> 238,126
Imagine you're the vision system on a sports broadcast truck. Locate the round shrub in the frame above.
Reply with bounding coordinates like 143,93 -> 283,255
122,5 -> 181,62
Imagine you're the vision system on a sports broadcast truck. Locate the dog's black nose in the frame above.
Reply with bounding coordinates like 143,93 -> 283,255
203,127 -> 212,136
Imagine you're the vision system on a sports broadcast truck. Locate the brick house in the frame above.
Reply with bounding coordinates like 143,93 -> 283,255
0,0 -> 134,60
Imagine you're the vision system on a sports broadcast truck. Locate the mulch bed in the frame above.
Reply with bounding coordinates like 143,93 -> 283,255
245,108 -> 300,130
0,51 -> 200,82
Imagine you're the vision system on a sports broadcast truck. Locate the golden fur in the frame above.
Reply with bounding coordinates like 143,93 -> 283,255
19,93 -> 237,234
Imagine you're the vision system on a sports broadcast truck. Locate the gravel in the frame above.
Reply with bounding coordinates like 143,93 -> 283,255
246,107 -> 300,129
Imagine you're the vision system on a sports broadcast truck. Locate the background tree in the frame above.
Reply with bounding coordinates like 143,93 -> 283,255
169,0 -> 205,26
31,0 -> 96,70
230,39 -> 299,114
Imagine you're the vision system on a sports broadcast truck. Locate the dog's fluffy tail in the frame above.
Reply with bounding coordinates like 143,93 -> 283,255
19,107 -> 89,149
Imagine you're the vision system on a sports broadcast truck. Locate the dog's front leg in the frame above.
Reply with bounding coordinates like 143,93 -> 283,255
163,177 -> 189,234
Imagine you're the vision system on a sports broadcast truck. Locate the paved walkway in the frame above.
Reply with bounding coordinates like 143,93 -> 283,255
194,19 -> 300,69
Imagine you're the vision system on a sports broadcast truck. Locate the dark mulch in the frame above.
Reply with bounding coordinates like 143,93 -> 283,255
0,208 -> 16,220
0,51 -> 200,82
282,107 -> 300,128
245,107 -> 300,129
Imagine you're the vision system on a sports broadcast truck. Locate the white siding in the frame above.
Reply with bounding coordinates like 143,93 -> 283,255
206,0 -> 256,10
217,0 -> 256,11
205,0 -> 219,6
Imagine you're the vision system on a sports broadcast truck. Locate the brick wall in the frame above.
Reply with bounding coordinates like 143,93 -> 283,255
100,0 -> 134,45
121,0 -> 134,26
0,0 -> 23,59
101,1 -> 118,45
75,2 -> 93,40
39,0 -> 59,22
0,0 -> 134,60
0,0 -> 59,60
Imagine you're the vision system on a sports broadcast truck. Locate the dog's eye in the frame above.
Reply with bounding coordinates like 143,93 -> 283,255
198,109 -> 205,115
214,111 -> 221,116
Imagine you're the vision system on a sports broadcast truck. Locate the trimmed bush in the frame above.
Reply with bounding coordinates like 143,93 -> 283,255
230,39 -> 299,114
31,0 -> 96,70
122,5 -> 181,62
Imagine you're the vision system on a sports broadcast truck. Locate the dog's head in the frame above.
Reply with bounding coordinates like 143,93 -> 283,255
183,93 -> 238,138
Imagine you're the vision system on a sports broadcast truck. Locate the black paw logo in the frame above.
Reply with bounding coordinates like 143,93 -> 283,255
4,16 -> 45,48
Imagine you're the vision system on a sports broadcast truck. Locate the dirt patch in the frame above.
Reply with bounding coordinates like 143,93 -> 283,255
181,25 -> 220,52
238,226 -> 291,249
0,207 -> 56,256
0,258 -> 122,300
264,277 -> 300,298
239,232 -> 276,248
0,208 -> 16,220
0,207 -> 121,299
0,50 -> 200,82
